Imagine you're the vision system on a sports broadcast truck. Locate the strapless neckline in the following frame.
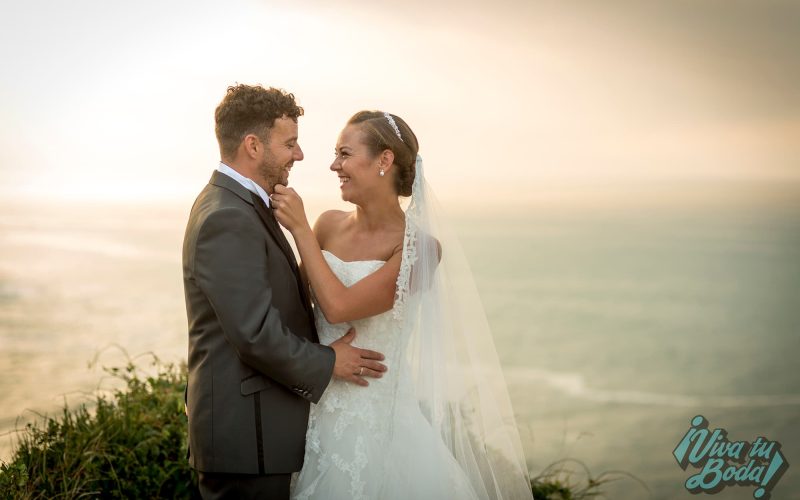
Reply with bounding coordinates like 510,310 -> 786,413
321,249 -> 386,265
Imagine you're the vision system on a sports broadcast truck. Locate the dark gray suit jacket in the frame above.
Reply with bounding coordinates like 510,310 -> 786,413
182,171 -> 335,474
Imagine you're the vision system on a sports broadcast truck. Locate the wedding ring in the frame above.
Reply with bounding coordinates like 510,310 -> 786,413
359,367 -> 364,376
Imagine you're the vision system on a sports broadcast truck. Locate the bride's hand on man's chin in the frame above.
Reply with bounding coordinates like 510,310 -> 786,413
272,184 -> 310,234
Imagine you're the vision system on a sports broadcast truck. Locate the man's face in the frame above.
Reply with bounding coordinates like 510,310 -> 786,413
257,116 -> 304,193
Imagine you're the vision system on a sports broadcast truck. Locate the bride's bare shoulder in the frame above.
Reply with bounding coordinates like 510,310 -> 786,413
314,209 -> 351,229
313,210 -> 352,242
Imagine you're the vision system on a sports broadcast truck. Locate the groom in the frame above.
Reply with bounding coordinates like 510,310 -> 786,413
182,84 -> 386,499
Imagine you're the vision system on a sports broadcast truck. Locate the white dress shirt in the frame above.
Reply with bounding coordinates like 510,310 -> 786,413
216,162 -> 271,207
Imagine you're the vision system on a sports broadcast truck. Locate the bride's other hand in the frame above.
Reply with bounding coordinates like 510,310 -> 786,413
272,184 -> 310,234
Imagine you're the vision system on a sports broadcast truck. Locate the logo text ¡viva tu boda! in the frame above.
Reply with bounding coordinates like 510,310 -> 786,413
673,415 -> 789,499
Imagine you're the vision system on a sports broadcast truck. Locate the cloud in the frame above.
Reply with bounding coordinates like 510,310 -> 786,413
1,0 -> 798,204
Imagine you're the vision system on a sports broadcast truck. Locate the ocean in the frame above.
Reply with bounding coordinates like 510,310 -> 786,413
1,195 -> 798,499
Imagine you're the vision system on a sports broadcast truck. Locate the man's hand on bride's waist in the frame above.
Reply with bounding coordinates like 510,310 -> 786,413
331,327 -> 388,387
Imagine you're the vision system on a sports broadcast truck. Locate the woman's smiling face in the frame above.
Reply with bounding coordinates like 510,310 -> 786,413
330,124 -> 383,203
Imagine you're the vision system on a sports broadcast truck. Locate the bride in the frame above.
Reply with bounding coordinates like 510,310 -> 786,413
271,111 -> 533,500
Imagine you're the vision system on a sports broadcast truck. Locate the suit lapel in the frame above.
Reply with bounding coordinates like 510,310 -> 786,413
209,171 -> 299,271
249,193 -> 315,318
250,192 -> 299,272
209,170 -> 314,319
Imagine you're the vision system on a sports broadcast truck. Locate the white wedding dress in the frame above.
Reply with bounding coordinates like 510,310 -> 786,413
290,250 -> 480,500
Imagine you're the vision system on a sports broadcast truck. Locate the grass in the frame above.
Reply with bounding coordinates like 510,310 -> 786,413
0,356 -> 196,499
530,458 -> 651,499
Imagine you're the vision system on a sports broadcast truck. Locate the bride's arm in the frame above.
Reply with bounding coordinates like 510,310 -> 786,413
298,216 -> 402,323
273,186 -> 402,324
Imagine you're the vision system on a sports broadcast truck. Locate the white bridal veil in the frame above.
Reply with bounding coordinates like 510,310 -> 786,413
390,155 -> 533,499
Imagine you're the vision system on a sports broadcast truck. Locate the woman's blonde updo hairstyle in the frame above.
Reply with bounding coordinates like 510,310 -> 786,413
347,111 -> 419,197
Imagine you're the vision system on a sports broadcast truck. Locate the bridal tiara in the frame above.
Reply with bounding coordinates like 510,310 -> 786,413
383,112 -> 403,141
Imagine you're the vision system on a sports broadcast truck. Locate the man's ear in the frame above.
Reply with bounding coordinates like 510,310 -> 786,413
242,134 -> 261,159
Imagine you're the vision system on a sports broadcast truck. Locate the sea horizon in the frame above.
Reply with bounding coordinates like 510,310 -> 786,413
1,184 -> 799,498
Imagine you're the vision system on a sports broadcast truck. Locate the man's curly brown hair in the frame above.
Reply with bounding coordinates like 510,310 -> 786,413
214,84 -> 304,161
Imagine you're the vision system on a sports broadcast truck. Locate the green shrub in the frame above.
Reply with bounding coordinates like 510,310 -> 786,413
0,358 -> 197,499
530,458 -> 650,499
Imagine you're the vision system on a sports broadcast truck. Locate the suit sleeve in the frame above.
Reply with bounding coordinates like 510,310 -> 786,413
193,206 -> 335,403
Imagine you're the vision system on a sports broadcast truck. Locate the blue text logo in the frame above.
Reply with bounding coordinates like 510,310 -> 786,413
673,415 -> 789,498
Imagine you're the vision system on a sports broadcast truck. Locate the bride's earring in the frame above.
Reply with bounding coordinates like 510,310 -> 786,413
379,169 -> 385,177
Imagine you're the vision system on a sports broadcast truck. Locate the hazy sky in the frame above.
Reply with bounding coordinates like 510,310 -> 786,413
1,0 -> 798,207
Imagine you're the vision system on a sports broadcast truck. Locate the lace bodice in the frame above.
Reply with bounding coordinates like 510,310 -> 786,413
310,250 -> 416,409
313,250 -> 398,352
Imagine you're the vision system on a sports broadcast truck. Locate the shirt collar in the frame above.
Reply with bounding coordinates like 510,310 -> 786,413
216,162 -> 271,207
